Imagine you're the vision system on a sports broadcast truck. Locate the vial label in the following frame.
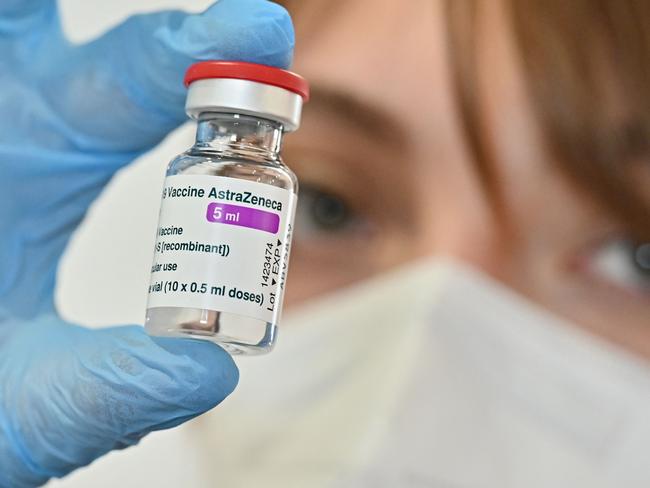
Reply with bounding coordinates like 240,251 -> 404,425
147,175 -> 296,324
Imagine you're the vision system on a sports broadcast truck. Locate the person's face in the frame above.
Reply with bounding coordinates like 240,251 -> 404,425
282,0 -> 650,357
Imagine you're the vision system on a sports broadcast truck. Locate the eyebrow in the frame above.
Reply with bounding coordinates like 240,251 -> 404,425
305,85 -> 409,150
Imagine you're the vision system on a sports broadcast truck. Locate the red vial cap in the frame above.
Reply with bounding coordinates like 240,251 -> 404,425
184,61 -> 310,102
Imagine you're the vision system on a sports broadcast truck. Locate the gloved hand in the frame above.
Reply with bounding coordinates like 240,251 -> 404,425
0,0 -> 294,486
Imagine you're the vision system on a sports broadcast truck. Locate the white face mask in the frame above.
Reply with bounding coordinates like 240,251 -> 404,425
188,258 -> 650,488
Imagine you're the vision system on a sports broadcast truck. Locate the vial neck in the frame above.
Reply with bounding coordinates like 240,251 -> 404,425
194,113 -> 283,162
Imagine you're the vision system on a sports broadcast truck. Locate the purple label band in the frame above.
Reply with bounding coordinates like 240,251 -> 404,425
206,202 -> 280,234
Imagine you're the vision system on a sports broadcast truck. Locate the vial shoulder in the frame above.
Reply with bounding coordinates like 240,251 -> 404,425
166,151 -> 297,192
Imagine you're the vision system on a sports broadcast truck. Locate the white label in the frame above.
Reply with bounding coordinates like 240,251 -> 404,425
147,174 -> 296,324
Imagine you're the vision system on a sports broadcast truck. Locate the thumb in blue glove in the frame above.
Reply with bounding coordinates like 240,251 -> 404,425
0,316 -> 238,486
0,0 -> 295,486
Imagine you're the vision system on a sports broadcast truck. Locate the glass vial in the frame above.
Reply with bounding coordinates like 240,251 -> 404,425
145,61 -> 309,355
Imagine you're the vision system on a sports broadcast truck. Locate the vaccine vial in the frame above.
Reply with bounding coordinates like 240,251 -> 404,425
145,61 -> 309,355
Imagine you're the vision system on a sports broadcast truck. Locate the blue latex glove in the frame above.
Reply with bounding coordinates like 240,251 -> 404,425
0,0 -> 294,486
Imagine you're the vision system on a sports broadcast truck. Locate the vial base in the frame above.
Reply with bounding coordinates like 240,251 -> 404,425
145,306 -> 276,355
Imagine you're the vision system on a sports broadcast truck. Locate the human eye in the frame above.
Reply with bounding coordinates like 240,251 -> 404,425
282,145 -> 414,294
294,184 -> 363,238
584,238 -> 650,298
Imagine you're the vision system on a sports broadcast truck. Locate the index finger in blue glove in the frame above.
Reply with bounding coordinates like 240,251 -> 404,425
0,316 -> 238,487
39,0 -> 295,153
